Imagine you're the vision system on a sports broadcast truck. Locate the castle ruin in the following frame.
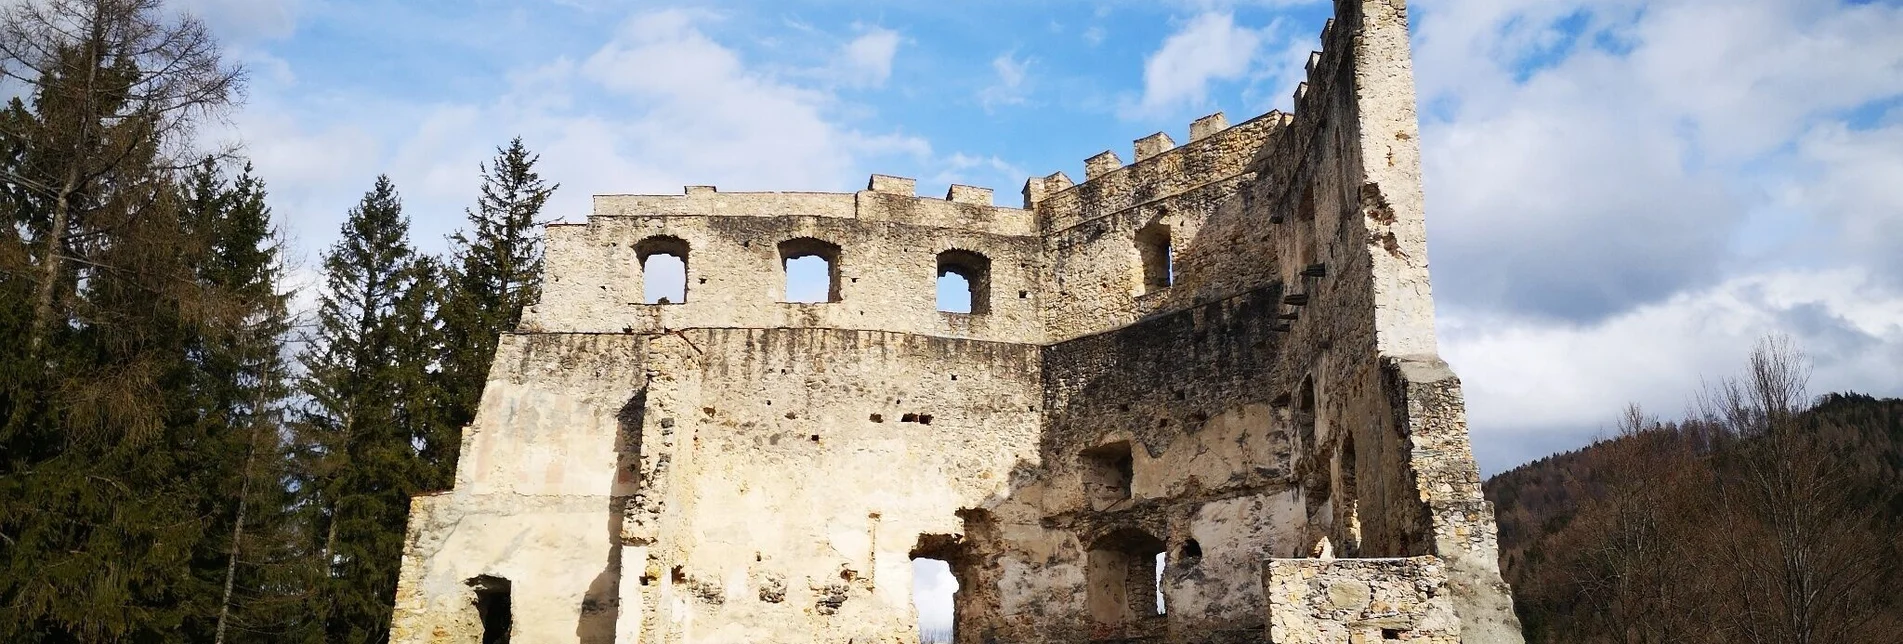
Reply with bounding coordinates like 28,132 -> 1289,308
390,1 -> 1524,641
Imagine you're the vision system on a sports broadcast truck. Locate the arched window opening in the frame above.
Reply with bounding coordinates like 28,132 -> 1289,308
1082,441 -> 1134,510
779,237 -> 842,303
1087,529 -> 1166,626
635,236 -> 689,304
1338,434 -> 1362,557
467,575 -> 512,644
912,558 -> 958,643
911,533 -> 969,644
1135,223 -> 1173,293
936,250 -> 992,314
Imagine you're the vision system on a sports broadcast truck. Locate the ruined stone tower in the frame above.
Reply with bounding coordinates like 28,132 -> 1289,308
390,1 -> 1523,642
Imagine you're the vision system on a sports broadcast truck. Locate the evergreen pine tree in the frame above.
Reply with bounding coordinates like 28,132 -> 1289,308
0,2 -> 250,637
177,158 -> 309,643
438,138 -> 556,486
295,175 -> 435,643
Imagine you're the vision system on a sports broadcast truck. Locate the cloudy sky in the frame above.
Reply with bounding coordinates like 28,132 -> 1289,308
192,0 -> 1900,495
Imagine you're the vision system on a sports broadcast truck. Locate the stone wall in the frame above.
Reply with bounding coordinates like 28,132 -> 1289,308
388,1 -> 1523,642
1264,557 -> 1460,643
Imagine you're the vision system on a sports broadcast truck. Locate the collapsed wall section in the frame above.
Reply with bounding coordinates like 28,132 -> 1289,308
959,288 -> 1305,644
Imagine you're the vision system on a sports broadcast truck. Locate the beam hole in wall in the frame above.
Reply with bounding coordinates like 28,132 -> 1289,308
466,575 -> 512,644
1082,441 -> 1134,509
1135,223 -> 1173,293
936,249 -> 992,313
779,237 -> 842,303
1179,538 -> 1202,564
1086,528 -> 1166,627
635,235 -> 689,304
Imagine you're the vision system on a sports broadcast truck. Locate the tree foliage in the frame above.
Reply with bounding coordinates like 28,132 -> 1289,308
1487,338 -> 1903,644
0,3 -> 547,640
438,137 -> 555,482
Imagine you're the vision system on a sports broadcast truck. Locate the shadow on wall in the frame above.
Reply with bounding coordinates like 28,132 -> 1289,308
577,388 -> 648,642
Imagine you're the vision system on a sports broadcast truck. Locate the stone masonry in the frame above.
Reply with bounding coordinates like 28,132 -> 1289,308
388,1 -> 1523,642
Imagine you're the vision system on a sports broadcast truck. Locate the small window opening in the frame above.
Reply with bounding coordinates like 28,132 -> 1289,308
635,236 -> 689,304
913,558 -> 958,643
780,237 -> 842,303
1087,529 -> 1166,626
1082,441 -> 1134,509
936,249 -> 992,313
1136,223 -> 1173,293
468,575 -> 512,644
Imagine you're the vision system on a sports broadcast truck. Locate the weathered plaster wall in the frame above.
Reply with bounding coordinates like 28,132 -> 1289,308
391,334 -> 648,643
629,328 -> 1044,643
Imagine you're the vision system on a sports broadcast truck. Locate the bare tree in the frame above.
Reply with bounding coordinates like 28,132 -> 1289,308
1696,336 -> 1895,644
1563,404 -> 1709,643
0,0 -> 243,349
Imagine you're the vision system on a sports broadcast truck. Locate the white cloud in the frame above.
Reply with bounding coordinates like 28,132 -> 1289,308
1444,268 -> 1903,473
1414,0 -> 1903,320
232,8 -> 930,261
979,53 -> 1032,111
1129,12 -> 1263,117
1780,117 -> 1903,281
913,558 -> 957,635
839,27 -> 902,87
1410,0 -> 1903,469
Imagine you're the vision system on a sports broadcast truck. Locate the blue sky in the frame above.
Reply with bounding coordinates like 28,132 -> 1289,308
190,0 -> 1903,477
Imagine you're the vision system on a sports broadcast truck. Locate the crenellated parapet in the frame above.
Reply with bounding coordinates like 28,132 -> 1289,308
1024,111 -> 1287,234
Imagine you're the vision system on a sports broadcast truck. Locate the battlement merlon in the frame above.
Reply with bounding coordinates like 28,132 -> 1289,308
1025,110 -> 1289,233
586,176 -> 1036,238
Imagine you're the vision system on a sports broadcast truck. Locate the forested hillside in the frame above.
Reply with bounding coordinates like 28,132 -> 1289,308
0,2 -> 553,641
1485,341 -> 1903,643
